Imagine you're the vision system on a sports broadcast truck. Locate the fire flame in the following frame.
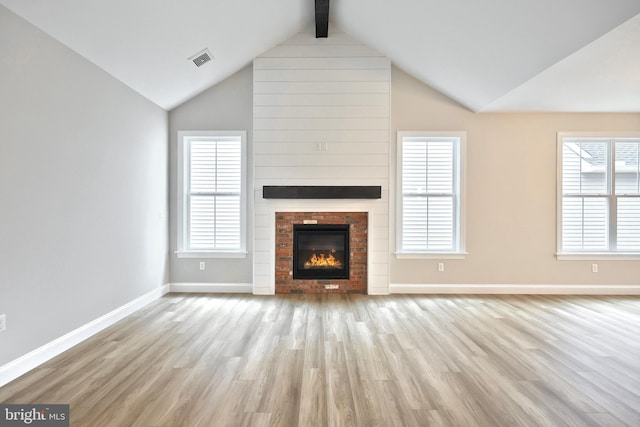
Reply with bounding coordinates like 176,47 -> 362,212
304,248 -> 342,268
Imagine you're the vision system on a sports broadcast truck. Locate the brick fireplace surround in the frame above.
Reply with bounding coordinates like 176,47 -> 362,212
275,212 -> 368,294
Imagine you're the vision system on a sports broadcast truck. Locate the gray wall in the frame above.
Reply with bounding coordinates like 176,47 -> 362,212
168,65 -> 253,284
0,6 -> 169,366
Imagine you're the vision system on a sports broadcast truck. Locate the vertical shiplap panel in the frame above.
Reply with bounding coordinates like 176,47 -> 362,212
253,30 -> 390,295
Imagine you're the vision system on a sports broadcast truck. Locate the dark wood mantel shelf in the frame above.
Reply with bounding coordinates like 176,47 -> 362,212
262,186 -> 381,200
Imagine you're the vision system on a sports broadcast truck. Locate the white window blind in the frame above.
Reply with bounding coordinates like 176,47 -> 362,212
178,132 -> 246,255
559,136 -> 640,254
399,134 -> 464,253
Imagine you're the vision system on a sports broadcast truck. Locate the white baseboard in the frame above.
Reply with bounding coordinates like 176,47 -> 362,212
0,284 -> 170,388
389,283 -> 640,295
252,289 -> 274,296
169,283 -> 253,293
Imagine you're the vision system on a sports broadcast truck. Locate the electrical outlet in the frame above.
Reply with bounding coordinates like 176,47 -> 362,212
199,261 -> 206,271
438,263 -> 445,272
592,263 -> 598,273
0,314 -> 6,332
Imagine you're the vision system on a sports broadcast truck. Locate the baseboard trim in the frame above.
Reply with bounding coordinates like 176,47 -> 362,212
389,284 -> 640,295
0,284 -> 170,388
367,290 -> 390,296
169,283 -> 253,293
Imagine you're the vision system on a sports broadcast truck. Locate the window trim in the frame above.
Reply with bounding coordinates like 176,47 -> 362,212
556,132 -> 640,260
176,130 -> 247,258
395,131 -> 467,258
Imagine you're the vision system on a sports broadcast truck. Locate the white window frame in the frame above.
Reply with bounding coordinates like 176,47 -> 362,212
176,130 -> 247,258
395,131 -> 467,259
556,132 -> 640,260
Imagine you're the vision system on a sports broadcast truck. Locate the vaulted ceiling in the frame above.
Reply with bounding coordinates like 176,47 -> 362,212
2,0 -> 639,112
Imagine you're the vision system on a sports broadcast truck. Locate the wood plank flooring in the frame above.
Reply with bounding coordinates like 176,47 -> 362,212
1,294 -> 639,426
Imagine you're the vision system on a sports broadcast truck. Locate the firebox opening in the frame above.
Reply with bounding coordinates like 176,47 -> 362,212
293,224 -> 350,280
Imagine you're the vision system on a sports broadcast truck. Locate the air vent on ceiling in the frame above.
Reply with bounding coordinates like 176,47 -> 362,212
189,48 -> 213,67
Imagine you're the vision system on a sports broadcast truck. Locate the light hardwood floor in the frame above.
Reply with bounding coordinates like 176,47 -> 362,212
1,294 -> 639,426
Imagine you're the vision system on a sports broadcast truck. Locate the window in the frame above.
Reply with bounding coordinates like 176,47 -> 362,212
177,131 -> 247,258
557,134 -> 640,258
396,132 -> 466,258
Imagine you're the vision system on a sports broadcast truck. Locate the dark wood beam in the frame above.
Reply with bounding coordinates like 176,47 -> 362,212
315,0 -> 329,38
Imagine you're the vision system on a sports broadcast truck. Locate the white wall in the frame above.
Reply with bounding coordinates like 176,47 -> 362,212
390,66 -> 640,287
168,65 -> 254,284
0,6 -> 168,366
253,29 -> 391,294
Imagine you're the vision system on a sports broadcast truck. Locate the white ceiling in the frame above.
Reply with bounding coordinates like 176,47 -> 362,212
2,0 -> 639,112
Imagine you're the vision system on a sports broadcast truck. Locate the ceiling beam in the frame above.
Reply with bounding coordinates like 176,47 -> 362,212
315,0 -> 329,38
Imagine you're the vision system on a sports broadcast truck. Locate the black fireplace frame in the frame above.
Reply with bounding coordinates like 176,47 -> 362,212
293,224 -> 350,280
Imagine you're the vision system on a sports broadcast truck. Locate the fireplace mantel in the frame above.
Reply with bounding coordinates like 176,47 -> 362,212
263,186 -> 382,200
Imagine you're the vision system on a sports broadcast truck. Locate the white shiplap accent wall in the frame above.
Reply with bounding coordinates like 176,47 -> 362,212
253,30 -> 391,295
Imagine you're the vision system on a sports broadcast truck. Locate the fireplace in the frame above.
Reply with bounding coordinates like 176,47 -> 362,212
293,224 -> 350,280
275,212 -> 367,294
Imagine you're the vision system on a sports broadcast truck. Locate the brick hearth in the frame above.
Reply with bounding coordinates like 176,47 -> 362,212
275,212 -> 367,294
